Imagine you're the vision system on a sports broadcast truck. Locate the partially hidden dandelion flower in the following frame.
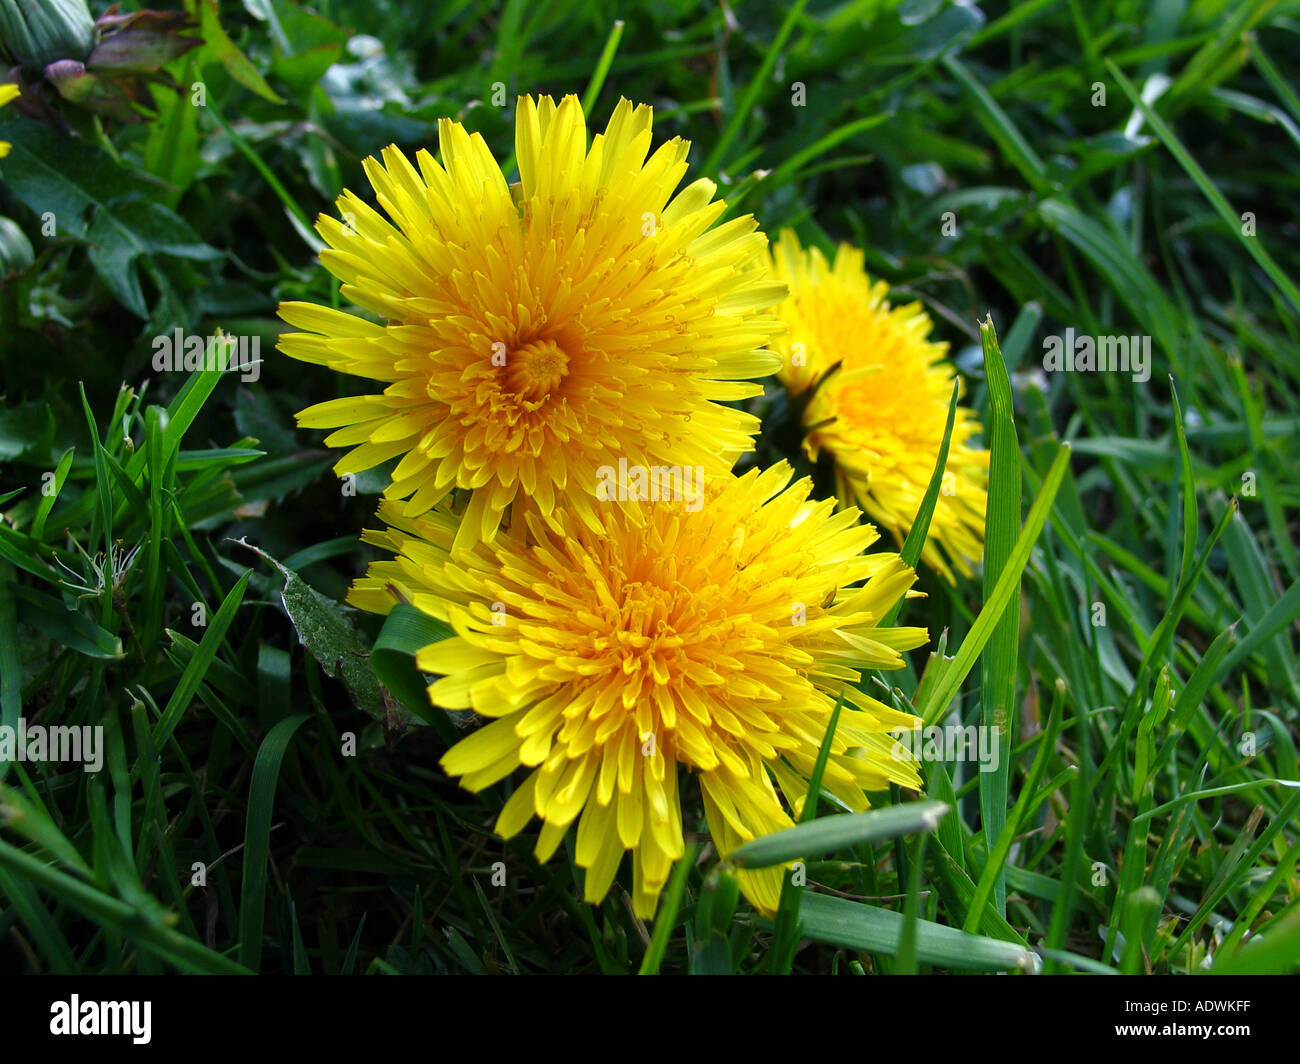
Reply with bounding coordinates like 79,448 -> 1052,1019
279,94 -> 787,555
0,83 -> 20,157
767,230 -> 988,581
348,461 -> 927,917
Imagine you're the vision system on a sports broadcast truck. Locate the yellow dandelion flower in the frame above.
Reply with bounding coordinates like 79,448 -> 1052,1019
348,462 -> 927,918
0,83 -> 20,158
279,94 -> 786,555
767,230 -> 988,581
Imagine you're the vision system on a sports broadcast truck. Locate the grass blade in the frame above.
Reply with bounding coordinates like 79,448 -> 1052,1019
728,801 -> 949,869
796,891 -> 1040,972
977,315 -> 1021,917
238,713 -> 310,972
916,442 -> 1071,724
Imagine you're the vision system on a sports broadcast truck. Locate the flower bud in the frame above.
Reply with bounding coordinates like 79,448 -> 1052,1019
0,0 -> 96,72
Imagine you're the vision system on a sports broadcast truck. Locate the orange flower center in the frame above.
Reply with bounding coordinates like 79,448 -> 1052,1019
505,338 -> 570,406
608,580 -> 692,681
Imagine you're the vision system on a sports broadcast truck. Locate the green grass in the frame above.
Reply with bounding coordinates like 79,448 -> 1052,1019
1,0 -> 1298,975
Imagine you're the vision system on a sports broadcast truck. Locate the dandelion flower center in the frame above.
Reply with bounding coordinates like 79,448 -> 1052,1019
505,338 -> 570,405
835,354 -> 945,456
